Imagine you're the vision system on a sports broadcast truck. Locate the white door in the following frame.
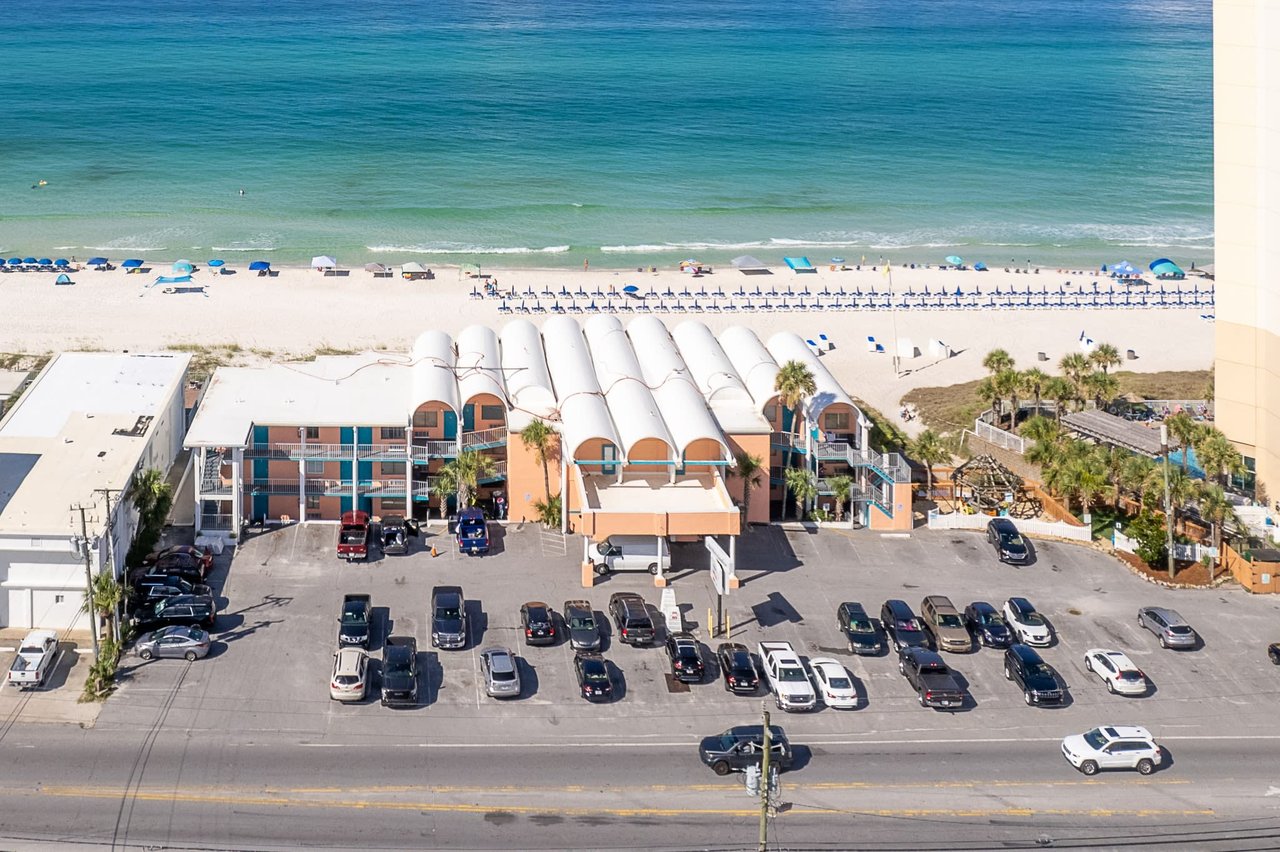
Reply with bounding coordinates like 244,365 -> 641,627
7,588 -> 32,629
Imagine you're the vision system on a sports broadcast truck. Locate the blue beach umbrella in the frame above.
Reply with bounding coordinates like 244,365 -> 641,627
248,260 -> 271,271
122,258 -> 143,269
23,257 -> 38,265
973,261 -> 988,271
38,258 -> 52,266
945,255 -> 963,266
831,257 -> 845,264
54,258 -> 69,267
207,259 -> 225,268
8,257 -> 22,266
173,260 -> 194,274
622,284 -> 639,293
86,256 -> 108,266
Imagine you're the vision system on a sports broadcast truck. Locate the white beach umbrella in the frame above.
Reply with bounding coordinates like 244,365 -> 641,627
312,255 -> 337,269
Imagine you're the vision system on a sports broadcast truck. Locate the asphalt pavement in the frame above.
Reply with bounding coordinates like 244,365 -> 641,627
2,522 -> 1280,850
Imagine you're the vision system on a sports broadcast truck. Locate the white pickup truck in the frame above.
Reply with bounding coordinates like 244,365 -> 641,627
757,640 -> 816,712
7,629 -> 59,689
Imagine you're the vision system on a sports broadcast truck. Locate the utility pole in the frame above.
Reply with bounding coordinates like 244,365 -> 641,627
72,504 -> 100,658
758,707 -> 771,852
94,487 -> 125,645
1160,424 -> 1176,579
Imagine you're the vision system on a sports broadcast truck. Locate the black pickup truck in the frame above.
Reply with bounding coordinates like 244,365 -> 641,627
898,646 -> 965,710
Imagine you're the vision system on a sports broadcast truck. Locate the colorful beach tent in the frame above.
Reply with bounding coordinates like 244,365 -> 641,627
311,255 -> 337,269
173,260 -> 194,274
55,273 -> 73,285
973,262 -> 988,271
248,260 -> 271,271
1149,258 -> 1184,278
783,256 -> 816,272
731,255 -> 769,273
122,259 -> 143,269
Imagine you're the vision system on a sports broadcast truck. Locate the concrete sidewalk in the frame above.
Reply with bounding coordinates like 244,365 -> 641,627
0,628 -> 105,726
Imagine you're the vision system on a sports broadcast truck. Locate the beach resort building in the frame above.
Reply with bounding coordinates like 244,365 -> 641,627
1214,0 -> 1280,501
184,318 -> 911,580
0,353 -> 190,630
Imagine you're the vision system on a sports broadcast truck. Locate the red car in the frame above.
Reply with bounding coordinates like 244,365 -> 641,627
143,545 -> 213,577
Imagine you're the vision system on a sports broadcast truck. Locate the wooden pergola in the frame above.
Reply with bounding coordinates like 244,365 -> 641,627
951,454 -> 1042,518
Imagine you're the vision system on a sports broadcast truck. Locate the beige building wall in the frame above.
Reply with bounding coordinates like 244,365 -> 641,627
1215,0 -> 1280,499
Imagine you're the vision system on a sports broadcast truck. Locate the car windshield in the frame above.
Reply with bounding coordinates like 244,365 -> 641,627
341,608 -> 365,624
778,666 -> 807,682
1001,533 -> 1025,547
1021,612 -> 1045,626
492,669 -> 516,682
730,652 -> 752,669
977,613 -> 1001,626
849,619 -> 874,632
1029,662 -> 1054,678
334,674 -> 359,686
938,614 -> 964,628
897,619 -> 922,632
569,614 -> 594,630
436,606 -> 461,620
1083,729 -> 1108,749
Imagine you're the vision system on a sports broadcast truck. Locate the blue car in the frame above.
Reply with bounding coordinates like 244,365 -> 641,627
455,508 -> 490,555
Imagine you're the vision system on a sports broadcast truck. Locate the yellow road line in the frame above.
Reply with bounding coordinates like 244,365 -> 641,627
33,787 -> 1214,820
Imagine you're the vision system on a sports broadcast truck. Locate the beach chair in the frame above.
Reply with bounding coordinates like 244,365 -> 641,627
672,299 -> 689,314
559,286 -> 571,299
591,287 -> 605,299
741,299 -> 757,313
678,286 -> 692,298
470,286 -> 483,299
733,286 -> 747,298
567,300 -> 583,314
550,300 -> 565,314
704,301 -> 721,314
498,300 -> 513,314
575,286 -> 588,298
531,299 -> 546,314
515,299 -> 529,314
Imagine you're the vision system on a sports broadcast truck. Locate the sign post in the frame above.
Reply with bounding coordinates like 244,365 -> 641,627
706,536 -> 734,637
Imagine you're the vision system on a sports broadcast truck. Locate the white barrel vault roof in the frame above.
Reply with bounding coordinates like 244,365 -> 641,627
766,332 -> 858,423
626,317 -> 727,457
671,321 -> 754,406
499,319 -> 558,428
583,315 -> 673,459
540,316 -> 619,458
456,325 -> 507,408
719,326 -> 780,414
411,330 -> 459,414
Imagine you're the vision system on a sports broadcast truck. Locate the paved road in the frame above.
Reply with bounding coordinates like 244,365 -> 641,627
3,722 -> 1280,851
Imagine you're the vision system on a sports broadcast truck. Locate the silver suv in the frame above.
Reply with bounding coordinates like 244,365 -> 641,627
1138,606 -> 1197,649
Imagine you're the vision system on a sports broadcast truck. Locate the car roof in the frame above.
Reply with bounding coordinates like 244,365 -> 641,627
484,649 -> 515,671
1009,643 -> 1044,662
990,518 -> 1018,532
1144,606 -> 1185,623
923,595 -> 957,612
335,647 -> 366,670
1098,725 -> 1153,741
718,642 -> 749,654
840,601 -> 868,615
883,599 -> 914,617
1008,596 -> 1034,610
968,600 -> 997,613
904,647 -> 944,665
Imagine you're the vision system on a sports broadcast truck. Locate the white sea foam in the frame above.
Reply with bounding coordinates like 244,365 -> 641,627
367,244 -> 570,255
84,245 -> 168,252
211,245 -> 280,252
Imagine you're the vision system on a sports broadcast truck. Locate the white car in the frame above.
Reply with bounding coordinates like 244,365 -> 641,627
329,647 -> 369,702
809,657 -> 858,709
1003,597 -> 1052,646
1061,725 -> 1164,776
1083,648 -> 1149,696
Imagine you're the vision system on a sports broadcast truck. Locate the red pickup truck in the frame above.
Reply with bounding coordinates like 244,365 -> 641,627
337,511 -> 370,561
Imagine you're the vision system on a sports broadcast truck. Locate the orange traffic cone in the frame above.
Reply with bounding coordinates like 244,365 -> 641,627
431,544 -> 438,558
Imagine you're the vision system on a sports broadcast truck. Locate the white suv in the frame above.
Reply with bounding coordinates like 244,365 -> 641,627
1083,648 -> 1149,696
1061,726 -> 1163,775
1003,597 -> 1052,646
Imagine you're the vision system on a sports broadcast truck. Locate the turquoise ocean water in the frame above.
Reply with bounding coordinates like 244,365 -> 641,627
0,0 -> 1212,269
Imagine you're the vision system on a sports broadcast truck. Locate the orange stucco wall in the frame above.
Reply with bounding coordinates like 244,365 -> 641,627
726,433 -> 771,525
628,437 -> 671,464
868,482 -> 913,531
820,403 -> 857,443
579,509 -> 740,540
411,402 -> 453,439
507,429 -> 563,523
462,394 -> 507,431
682,437 -> 725,464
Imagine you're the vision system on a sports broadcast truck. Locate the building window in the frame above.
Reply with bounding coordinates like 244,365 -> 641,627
480,405 -> 505,422
380,498 -> 406,511
305,427 -> 320,440
764,403 -> 778,424
55,594 -> 65,604
306,495 -> 321,510
381,427 -> 406,440
305,460 -> 324,476
382,462 -> 406,476
413,410 -> 438,428
824,411 -> 850,431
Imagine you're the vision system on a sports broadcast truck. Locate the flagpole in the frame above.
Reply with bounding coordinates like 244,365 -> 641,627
886,262 -> 901,377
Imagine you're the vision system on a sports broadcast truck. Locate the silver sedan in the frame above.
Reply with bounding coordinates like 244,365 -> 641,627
480,647 -> 521,698
135,626 -> 212,661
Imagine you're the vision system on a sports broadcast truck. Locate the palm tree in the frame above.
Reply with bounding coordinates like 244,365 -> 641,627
994,368 -> 1022,429
783,467 -> 817,520
1043,376 -> 1076,422
774,360 -> 816,446
1120,455 -> 1156,512
87,570 -> 124,647
828,475 -> 854,522
910,429 -> 950,500
1164,412 -> 1200,474
129,468 -> 174,562
1058,353 -> 1092,408
519,420 -> 557,500
1196,483 -> 1239,578
1083,370 -> 1119,410
1090,342 -> 1122,374
728,452 -> 765,530
982,348 -> 1014,375
1021,368 -> 1049,418
438,449 -> 496,513
1093,445 -> 1127,508
976,376 -> 1001,425
1195,428 -> 1245,488
1067,453 -> 1108,520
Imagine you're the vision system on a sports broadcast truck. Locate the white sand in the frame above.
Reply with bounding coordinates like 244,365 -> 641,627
0,262 -> 1214,433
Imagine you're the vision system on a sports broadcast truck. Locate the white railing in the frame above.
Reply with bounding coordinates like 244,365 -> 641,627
199,513 -> 236,531
1114,529 -> 1213,562
926,509 -> 1092,542
973,420 -> 1026,454
357,444 -> 409,460
410,441 -> 459,461
462,427 -> 507,449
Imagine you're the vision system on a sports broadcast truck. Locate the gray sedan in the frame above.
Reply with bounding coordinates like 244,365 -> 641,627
135,626 -> 212,661
480,647 -> 521,698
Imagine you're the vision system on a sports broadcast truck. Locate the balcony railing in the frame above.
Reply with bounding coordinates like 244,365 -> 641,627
410,440 -> 459,462
245,442 -> 352,460
198,477 -> 234,497
478,460 -> 508,483
245,478 -> 334,496
814,441 -> 911,484
199,513 -> 236,531
412,478 -> 442,499
359,479 -> 407,497
357,444 -> 410,461
462,427 -> 507,451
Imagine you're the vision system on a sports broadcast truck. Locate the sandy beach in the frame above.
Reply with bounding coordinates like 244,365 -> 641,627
0,262 -> 1214,433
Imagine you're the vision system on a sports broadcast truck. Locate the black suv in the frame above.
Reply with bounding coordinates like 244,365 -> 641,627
987,518 -> 1030,564
430,586 -> 467,650
665,632 -> 705,682
698,725 -> 793,776
608,592 -> 655,645
880,599 -> 931,651
837,602 -> 882,655
716,642 -> 760,694
380,637 -> 418,707
1003,643 -> 1063,706
133,574 -> 212,603
133,594 -> 217,633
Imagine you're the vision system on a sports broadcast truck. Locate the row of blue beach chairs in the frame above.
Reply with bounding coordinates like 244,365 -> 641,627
484,285 -> 1215,314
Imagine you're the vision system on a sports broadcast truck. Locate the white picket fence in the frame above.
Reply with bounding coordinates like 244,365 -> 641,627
972,419 -> 1026,454
926,509 -> 1093,542
1113,529 -> 1213,562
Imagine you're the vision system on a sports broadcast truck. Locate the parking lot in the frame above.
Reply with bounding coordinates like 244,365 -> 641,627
98,520 -> 1280,747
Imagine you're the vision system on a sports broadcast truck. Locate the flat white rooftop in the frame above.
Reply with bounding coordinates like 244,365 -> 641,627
0,352 -> 189,536
579,471 -> 735,514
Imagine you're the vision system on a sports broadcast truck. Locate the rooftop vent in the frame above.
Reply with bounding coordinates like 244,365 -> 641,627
112,415 -> 153,438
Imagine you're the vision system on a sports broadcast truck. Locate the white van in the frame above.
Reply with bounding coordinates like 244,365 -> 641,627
592,536 -> 671,576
